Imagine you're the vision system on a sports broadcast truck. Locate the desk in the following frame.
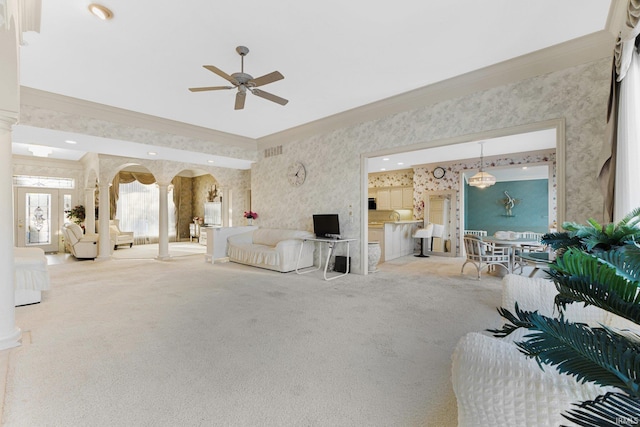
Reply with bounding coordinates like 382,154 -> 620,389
483,237 -> 541,273
296,238 -> 357,281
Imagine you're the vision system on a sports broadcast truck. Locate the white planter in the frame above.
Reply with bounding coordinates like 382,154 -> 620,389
368,241 -> 381,273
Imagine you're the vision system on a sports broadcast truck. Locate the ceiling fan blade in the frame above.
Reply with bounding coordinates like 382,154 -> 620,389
203,65 -> 239,85
249,71 -> 284,87
252,88 -> 288,106
235,91 -> 246,110
188,86 -> 233,92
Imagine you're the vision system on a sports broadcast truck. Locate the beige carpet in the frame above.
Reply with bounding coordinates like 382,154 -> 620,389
111,242 -> 206,259
2,254 -> 503,426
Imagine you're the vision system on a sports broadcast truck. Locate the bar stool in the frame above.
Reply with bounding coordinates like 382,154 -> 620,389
413,223 -> 434,257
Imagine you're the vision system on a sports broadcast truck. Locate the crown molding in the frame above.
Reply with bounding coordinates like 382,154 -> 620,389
11,154 -> 84,169
258,31 -> 614,148
19,87 -> 256,150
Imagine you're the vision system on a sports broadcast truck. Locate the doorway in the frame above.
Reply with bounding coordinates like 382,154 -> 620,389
16,188 -> 62,252
424,190 -> 457,256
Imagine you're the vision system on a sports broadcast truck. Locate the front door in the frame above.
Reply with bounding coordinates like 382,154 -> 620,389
16,188 -> 60,252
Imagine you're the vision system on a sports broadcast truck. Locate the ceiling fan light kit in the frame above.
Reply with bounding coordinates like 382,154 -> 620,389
189,46 -> 288,110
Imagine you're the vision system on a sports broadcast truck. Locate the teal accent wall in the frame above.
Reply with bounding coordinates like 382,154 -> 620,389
465,179 -> 548,235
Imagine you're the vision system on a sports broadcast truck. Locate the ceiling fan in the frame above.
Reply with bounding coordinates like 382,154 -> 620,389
189,46 -> 288,110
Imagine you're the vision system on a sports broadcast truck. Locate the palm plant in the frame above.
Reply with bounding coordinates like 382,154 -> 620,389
490,209 -> 640,426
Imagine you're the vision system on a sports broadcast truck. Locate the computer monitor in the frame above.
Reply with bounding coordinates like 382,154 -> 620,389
313,214 -> 340,239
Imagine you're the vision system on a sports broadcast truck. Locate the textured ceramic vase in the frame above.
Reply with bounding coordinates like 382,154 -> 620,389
368,241 -> 381,273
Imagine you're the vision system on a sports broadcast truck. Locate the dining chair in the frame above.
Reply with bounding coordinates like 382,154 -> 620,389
464,230 -> 487,237
461,234 -> 511,280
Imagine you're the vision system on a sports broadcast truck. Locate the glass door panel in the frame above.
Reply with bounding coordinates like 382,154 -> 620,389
16,188 -> 60,252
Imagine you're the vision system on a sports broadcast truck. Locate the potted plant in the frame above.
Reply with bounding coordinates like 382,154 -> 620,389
491,208 -> 640,425
64,204 -> 86,227
244,210 -> 258,225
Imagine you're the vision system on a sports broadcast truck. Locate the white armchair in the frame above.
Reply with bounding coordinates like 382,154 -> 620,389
110,219 -> 134,250
97,219 -> 134,250
62,223 -> 99,259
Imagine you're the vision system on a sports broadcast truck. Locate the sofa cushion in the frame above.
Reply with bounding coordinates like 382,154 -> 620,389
252,229 -> 313,247
66,223 -> 84,242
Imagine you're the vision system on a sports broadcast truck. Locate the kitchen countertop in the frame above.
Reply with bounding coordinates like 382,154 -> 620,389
368,220 -> 422,228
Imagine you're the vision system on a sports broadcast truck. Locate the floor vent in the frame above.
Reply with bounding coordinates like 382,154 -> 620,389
264,146 -> 282,158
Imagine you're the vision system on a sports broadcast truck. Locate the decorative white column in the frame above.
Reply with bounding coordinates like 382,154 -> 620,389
84,187 -> 96,236
97,182 -> 112,260
157,183 -> 170,260
0,117 -> 21,350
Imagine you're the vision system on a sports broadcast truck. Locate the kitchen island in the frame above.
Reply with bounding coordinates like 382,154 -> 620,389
368,220 -> 422,262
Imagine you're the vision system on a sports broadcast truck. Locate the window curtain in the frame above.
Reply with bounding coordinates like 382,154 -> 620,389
171,176 -> 182,240
110,172 -> 157,219
597,0 -> 640,221
116,180 -> 176,245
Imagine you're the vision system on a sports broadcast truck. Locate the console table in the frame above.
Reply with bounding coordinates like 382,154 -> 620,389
295,237 -> 356,281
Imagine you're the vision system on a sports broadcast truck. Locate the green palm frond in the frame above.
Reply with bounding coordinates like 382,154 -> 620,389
562,392 -> 640,427
508,311 -> 640,396
488,303 -> 535,338
542,231 -> 582,251
619,207 -> 640,229
594,244 -> 640,283
545,211 -> 640,254
548,248 -> 640,325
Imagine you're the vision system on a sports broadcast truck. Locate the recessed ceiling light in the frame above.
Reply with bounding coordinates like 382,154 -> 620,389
382,158 -> 389,161
522,166 -> 528,170
207,160 -> 215,163
88,3 -> 113,20
381,168 -> 386,171
65,140 -> 77,144
397,162 -> 404,165
148,151 -> 157,156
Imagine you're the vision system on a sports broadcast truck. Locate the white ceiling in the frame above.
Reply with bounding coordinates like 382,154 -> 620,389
12,1 -> 614,166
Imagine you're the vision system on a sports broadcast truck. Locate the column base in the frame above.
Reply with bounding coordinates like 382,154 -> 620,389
0,328 -> 21,351
156,255 -> 172,261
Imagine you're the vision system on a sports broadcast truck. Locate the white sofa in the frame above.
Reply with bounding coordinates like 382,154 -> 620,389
227,228 -> 315,272
15,247 -> 50,306
451,274 -> 629,427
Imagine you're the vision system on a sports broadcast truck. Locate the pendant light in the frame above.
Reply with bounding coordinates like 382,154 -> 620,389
468,142 -> 496,188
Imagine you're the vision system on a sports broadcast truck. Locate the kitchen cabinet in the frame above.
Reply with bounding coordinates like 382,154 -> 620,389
402,187 -> 414,209
370,186 -> 413,210
390,188 -> 403,209
376,189 -> 390,210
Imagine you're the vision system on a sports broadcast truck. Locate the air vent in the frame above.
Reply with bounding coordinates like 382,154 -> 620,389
264,145 -> 283,158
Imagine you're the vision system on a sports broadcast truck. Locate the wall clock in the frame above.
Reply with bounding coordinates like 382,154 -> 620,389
287,161 -> 306,186
433,166 -> 446,179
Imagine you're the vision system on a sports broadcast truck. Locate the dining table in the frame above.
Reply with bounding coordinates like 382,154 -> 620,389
482,236 -> 543,274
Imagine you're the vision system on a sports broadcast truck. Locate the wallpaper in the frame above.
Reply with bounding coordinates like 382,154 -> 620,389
368,169 -> 414,187
252,58 -> 610,273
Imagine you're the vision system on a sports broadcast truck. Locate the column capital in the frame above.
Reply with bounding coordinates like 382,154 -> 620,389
0,109 -> 18,132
